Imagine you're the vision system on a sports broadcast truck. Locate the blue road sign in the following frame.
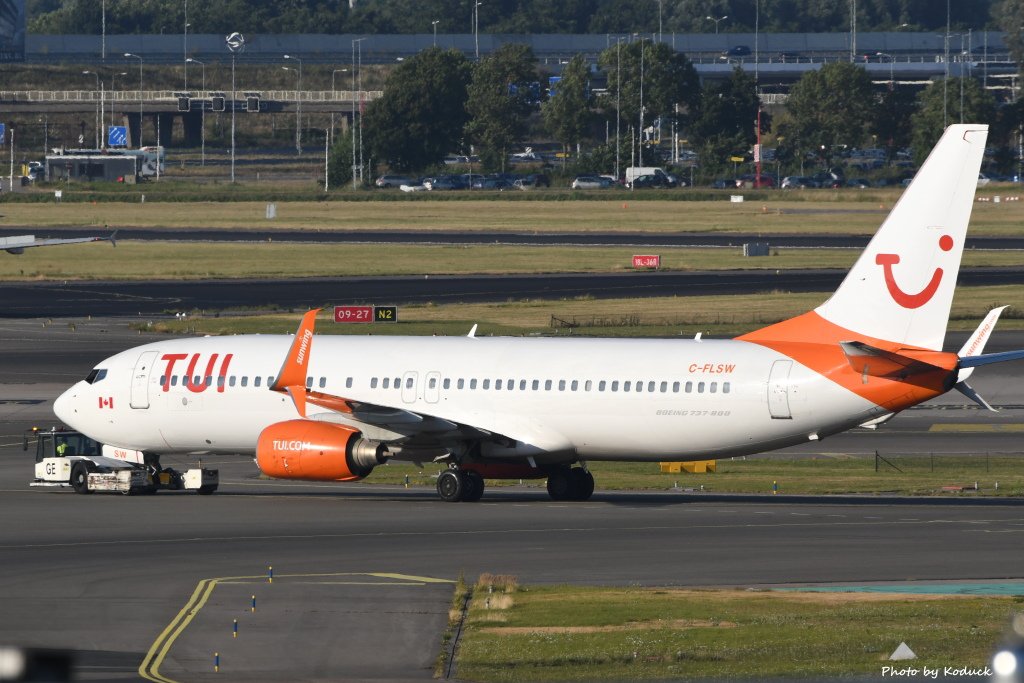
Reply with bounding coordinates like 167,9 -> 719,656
0,124 -> 5,145
108,125 -> 128,147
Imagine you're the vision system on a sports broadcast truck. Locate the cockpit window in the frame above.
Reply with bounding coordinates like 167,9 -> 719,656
84,368 -> 108,384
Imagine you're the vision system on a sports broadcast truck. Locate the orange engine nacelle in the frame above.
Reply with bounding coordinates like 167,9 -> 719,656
256,420 -> 387,482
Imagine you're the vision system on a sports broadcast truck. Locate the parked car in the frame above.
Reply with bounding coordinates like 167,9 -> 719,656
710,178 -> 734,189
781,175 -> 815,189
471,177 -> 512,190
845,178 -> 872,188
571,175 -> 613,189
375,174 -> 415,188
425,175 -> 467,191
810,171 -> 843,188
977,173 -> 992,187
629,174 -> 674,189
735,174 -> 776,188
519,173 -> 550,188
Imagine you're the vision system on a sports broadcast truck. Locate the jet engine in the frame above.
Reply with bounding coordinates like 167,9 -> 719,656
256,420 -> 388,481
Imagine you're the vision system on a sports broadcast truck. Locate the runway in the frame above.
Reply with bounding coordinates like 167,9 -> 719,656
1,319 -> 1023,680
3,267 -> 1024,318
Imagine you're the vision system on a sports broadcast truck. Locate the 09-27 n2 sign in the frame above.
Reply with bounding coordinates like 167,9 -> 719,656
334,306 -> 398,324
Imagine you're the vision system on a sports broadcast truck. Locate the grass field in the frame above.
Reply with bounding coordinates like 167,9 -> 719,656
455,577 -> 1019,681
5,240 -> 1024,282
3,196 -> 1024,235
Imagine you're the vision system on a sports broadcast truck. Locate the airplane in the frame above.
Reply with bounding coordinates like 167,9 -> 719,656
1,231 -> 117,255
53,124 -> 1024,502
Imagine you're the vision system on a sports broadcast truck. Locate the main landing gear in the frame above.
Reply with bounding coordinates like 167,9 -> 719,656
435,465 -> 594,502
545,466 -> 594,502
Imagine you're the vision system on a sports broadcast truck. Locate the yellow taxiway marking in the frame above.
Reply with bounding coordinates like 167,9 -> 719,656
138,571 -> 453,683
929,423 -> 1024,432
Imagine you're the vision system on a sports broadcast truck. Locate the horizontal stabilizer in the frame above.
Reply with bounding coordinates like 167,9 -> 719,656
958,349 -> 1024,369
839,341 -> 948,379
955,381 -> 997,412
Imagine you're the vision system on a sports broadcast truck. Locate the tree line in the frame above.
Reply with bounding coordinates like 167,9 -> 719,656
29,0 -> 1000,36
330,44 -> 1020,186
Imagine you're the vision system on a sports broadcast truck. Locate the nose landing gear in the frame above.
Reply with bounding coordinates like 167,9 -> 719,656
546,466 -> 594,501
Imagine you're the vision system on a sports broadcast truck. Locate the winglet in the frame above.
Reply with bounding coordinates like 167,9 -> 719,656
108,229 -> 118,248
271,309 -> 321,416
957,306 -> 1008,382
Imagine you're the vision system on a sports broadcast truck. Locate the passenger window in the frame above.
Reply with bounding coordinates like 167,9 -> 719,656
429,377 -> 437,389
394,377 -> 400,387
268,376 -> 275,386
495,379 -> 502,390
255,376 -> 262,387
159,375 -> 166,386
672,381 -> 680,393
229,376 -> 236,387
305,376 -> 313,388
585,380 -> 592,391
483,379 -> 490,390
624,381 -> 632,392
571,380 -> 578,391
698,382 -> 705,393
723,382 -> 731,394
406,377 -> 414,389
443,378 -> 451,390
544,380 -> 552,391
507,378 -> 514,390
470,379 -> 477,390
648,381 -> 656,392
710,382 -> 717,393
319,377 -> 326,389
519,380 -> 527,390
660,381 -> 668,393
241,376 -> 248,387
346,377 -> 353,389
383,377 -> 390,389
193,375 -> 201,386
458,379 -> 465,389
171,375 -> 179,387
370,377 -> 378,389
685,381 -> 692,393
599,380 -> 606,391
205,376 -> 213,387
217,376 -> 225,388
611,381 -> 619,392
558,380 -> 566,391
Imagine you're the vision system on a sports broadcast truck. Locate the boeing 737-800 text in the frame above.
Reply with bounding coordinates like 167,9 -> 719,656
54,124 -> 1024,502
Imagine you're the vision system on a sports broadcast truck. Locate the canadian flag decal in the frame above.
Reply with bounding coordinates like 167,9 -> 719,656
98,397 -> 114,409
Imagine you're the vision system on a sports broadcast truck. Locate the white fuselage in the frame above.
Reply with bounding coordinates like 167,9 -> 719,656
54,334 -> 887,463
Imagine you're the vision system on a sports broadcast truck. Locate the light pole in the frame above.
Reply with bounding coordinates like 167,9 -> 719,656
110,71 -> 126,127
474,2 -> 482,60
657,0 -> 662,42
183,0 -> 189,89
284,54 -> 303,154
351,38 -> 366,188
876,52 -> 895,89
101,0 -> 106,61
615,37 -> 621,181
331,68 -> 347,148
226,32 -> 245,183
124,53 -> 143,148
83,70 -> 101,148
706,15 -> 728,34
432,20 -> 439,47
187,58 -> 206,165
638,37 -> 645,174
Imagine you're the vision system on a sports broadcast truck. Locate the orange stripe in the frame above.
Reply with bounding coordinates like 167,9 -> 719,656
737,312 -> 958,412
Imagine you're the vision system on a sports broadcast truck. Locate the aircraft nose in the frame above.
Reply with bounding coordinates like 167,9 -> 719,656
53,384 -> 81,428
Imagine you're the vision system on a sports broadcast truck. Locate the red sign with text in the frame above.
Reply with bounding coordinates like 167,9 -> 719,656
334,306 -> 374,323
632,254 -> 661,269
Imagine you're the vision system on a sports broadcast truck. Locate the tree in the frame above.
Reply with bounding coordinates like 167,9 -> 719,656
327,133 -> 355,188
777,62 -> 875,167
690,67 -> 764,176
910,77 -> 996,163
465,43 -> 538,171
362,47 -> 472,173
597,40 -> 700,130
871,86 -> 917,159
541,54 -> 594,165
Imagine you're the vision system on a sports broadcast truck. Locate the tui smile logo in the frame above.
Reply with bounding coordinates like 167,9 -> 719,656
875,234 -> 953,309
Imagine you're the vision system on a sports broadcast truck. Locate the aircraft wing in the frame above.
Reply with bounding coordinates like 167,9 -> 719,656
1,232 -> 117,255
270,310 -> 513,446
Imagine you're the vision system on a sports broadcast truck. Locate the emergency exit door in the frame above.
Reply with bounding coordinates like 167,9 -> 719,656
130,351 -> 158,409
767,359 -> 793,419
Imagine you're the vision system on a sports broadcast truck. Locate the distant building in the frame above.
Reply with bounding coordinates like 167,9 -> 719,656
0,0 -> 26,62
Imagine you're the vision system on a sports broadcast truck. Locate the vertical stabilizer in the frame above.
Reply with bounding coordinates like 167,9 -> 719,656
815,124 -> 988,350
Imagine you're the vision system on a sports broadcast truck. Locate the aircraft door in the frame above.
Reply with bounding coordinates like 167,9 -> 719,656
767,359 -> 793,419
425,371 -> 441,404
130,350 -> 159,409
401,371 -> 418,404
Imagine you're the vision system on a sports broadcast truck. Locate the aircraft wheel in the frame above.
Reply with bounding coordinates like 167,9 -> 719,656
70,462 -> 92,495
569,468 -> 595,501
461,471 -> 485,502
436,469 -> 465,502
546,467 -> 572,501
197,484 -> 217,495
